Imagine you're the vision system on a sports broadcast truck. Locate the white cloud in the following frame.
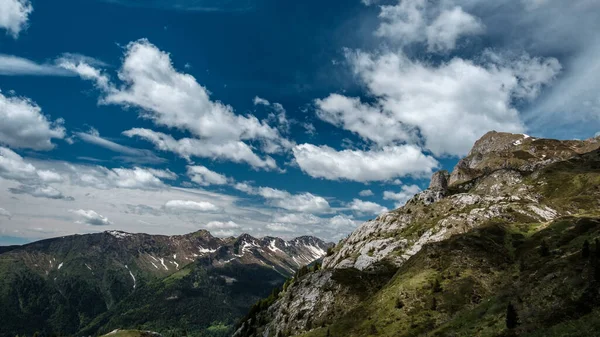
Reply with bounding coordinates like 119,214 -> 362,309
253,96 -> 290,134
0,91 -> 66,150
9,184 -> 72,200
0,207 -> 12,219
347,199 -> 388,215
426,6 -> 485,52
0,0 -> 32,38
375,0 -> 483,52
257,187 -> 332,214
272,212 -> 321,225
164,200 -> 220,212
253,96 -> 270,106
315,94 -> 413,146
359,189 -> 374,197
61,39 -> 290,168
204,220 -> 240,229
0,54 -> 74,76
233,182 -> 255,194
328,214 -> 359,230
383,184 -> 422,208
0,147 -> 71,199
55,164 -> 169,191
186,165 -> 229,186
336,49 -> 559,156
292,143 -> 438,182
76,128 -> 166,164
123,128 -> 278,170
265,223 -> 296,233
235,182 -> 332,214
146,168 -> 177,180
70,209 -> 113,226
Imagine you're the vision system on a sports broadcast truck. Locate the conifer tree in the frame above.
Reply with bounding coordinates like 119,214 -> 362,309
506,302 -> 519,329
583,240 -> 591,258
540,240 -> 550,257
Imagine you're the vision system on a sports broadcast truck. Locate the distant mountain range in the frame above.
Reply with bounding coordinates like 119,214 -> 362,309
0,229 -> 331,337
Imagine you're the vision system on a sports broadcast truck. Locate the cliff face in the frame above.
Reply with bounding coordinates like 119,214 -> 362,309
236,132 -> 600,337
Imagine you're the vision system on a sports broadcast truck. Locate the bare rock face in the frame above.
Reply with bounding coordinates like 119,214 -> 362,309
448,131 -> 600,186
429,170 -> 449,191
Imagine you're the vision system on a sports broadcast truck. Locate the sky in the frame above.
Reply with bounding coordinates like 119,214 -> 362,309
0,0 -> 599,245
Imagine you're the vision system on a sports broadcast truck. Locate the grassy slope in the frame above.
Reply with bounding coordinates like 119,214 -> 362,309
298,217 -> 600,337
293,150 -> 600,337
81,259 -> 287,337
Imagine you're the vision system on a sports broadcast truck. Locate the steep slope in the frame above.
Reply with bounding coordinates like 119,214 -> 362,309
0,230 -> 331,337
236,131 -> 600,337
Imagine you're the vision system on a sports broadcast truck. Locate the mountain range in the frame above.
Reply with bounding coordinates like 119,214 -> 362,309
0,229 -> 331,337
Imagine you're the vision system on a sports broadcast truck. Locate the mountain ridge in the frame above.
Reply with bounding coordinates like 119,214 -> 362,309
235,131 -> 600,337
0,228 -> 332,337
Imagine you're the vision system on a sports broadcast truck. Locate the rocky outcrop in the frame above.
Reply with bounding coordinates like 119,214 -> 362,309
237,132 -> 600,337
448,131 -> 600,186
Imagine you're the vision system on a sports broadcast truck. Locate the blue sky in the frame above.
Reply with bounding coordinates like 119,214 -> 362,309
0,0 -> 599,245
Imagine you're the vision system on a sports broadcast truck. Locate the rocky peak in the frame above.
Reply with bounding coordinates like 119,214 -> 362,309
428,170 -> 449,191
448,131 -> 600,186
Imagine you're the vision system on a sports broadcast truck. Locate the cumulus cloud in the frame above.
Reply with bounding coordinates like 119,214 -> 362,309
359,189 -> 374,197
425,6 -> 485,52
0,91 -> 66,150
123,128 -> 278,170
327,49 -> 560,156
292,143 -> 438,182
61,39 -> 290,169
70,209 -> 113,226
76,128 -> 166,164
383,184 -> 422,208
347,199 -> 388,216
186,165 -> 229,186
258,187 -> 331,214
164,200 -> 220,212
375,0 -> 484,52
0,147 -> 72,199
0,0 -> 32,38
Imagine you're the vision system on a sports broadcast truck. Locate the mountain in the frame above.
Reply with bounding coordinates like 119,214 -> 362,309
235,131 -> 600,337
0,229 -> 331,337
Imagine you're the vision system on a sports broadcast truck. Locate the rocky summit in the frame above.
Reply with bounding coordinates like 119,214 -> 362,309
235,131 -> 600,337
0,230 -> 331,337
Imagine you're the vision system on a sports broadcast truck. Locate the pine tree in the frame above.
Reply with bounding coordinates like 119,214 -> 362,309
583,240 -> 591,258
540,240 -> 550,257
506,302 -> 519,329
326,328 -> 331,337
595,238 -> 600,258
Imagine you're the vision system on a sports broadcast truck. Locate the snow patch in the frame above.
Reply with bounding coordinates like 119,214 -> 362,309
198,246 -> 217,254
58,262 -> 64,270
268,240 -> 282,253
159,258 -> 169,270
125,265 -> 136,289
106,230 -> 132,239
